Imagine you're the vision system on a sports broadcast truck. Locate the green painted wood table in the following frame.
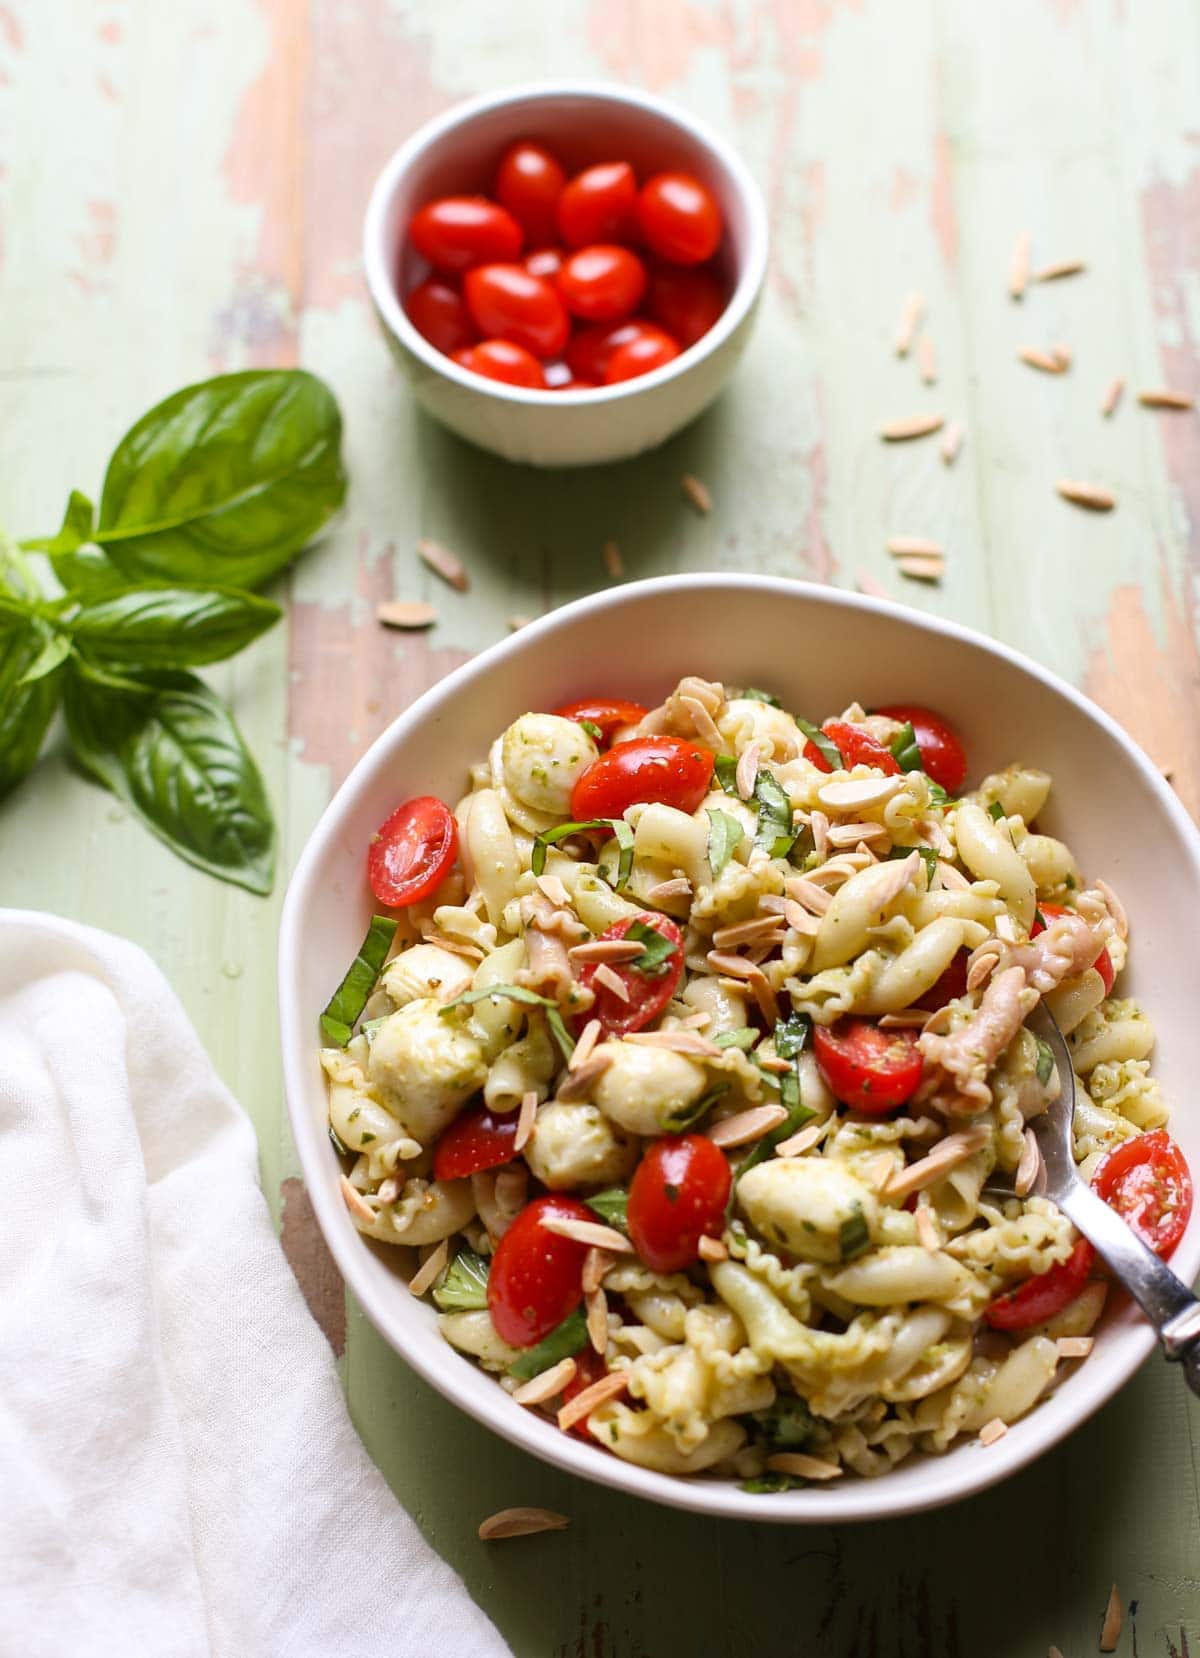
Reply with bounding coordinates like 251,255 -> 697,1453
4,1 -> 1200,1652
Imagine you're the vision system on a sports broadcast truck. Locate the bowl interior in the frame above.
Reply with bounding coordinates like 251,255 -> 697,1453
280,576 -> 1200,1522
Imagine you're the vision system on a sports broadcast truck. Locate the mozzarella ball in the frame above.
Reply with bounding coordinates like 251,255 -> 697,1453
367,998 -> 486,1144
737,1156 -> 878,1264
592,1041 -> 708,1137
524,1100 -> 638,1190
381,943 -> 474,1008
500,713 -> 598,817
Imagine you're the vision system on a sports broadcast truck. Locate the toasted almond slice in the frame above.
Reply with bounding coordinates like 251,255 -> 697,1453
879,413 -> 945,442
535,871 -> 571,908
1051,343 -> 1073,370
478,1506 -> 572,1540
583,1246 -> 615,1295
887,536 -> 943,558
511,1356 -> 578,1407
1138,388 -> 1194,410
407,1238 -> 449,1298
765,1451 -> 843,1480
586,1287 -> 609,1354
541,1215 -> 632,1252
882,1126 -> 991,1201
340,1175 -> 377,1226
915,1204 -> 940,1252
1019,346 -> 1068,374
818,774 -> 905,811
1008,229 -> 1032,299
557,1369 -> 629,1431
376,1176 -> 400,1205
810,808 -> 829,859
782,900 -> 821,936
681,472 -> 713,513
644,876 -> 692,903
570,1018 -> 603,1071
1100,377 -> 1124,418
679,1009 -> 711,1029
856,570 -> 891,600
994,912 -> 1018,943
712,914 -> 786,949
868,1152 -> 896,1190
978,1417 -> 1009,1447
1014,1126 -> 1042,1197
775,1121 -> 824,1158
1056,478 -> 1116,512
569,939 -> 645,964
918,333 -> 937,385
602,538 -> 624,578
755,1054 -> 792,1074
513,1089 -> 539,1154
785,877 -> 833,915
708,1104 -> 788,1149
1034,257 -> 1086,282
1056,1335 -> 1094,1359
556,1053 -> 613,1101
624,1029 -> 724,1058
592,962 -> 629,1001
895,553 -> 944,583
826,820 -> 890,846
1099,1584 -> 1122,1652
894,289 -> 925,356
698,1234 -> 728,1261
736,740 -> 763,801
879,1010 -> 928,1027
377,600 -> 437,630
417,536 -> 468,591
940,420 -> 964,464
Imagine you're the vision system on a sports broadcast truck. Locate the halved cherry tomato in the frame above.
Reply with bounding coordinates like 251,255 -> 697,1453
917,948 -> 969,1012
552,697 -> 649,742
487,1194 -> 594,1347
558,244 -> 647,323
575,914 -> 684,1039
627,1134 -> 732,1273
984,1238 -> 1096,1331
404,277 -> 476,355
557,162 -> 638,248
802,720 -> 902,775
570,736 -> 714,820
432,1103 -> 519,1182
495,140 -> 566,243
463,264 -> 569,359
874,703 -> 968,793
812,1018 -> 924,1115
1033,904 -> 1115,993
564,319 -> 645,383
1092,1129 -> 1193,1259
605,325 -> 680,383
560,1348 -> 608,1438
524,246 -> 566,281
645,262 -> 726,347
637,172 -> 722,265
367,795 -> 458,907
409,196 -> 523,274
452,339 -> 546,388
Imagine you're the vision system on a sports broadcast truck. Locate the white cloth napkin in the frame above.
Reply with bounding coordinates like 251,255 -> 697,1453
0,910 -> 511,1658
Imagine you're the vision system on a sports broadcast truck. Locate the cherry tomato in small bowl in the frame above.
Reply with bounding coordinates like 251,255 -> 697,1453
452,339 -> 547,388
564,319 -> 645,383
627,1134 -> 732,1273
812,1018 -> 924,1115
487,1194 -> 595,1347
495,140 -> 566,243
1092,1129 -> 1193,1260
645,262 -> 726,347
409,195 -> 524,274
558,244 -> 647,323
552,697 -> 649,742
523,246 -> 566,281
570,735 -> 714,820
404,277 -> 476,356
463,264 -> 569,359
432,1102 -> 521,1183
367,795 -> 458,907
1033,904 -> 1115,993
575,913 -> 684,1039
557,161 -> 638,248
802,720 -> 901,776
874,703 -> 968,794
984,1237 -> 1096,1331
637,172 -> 723,265
604,325 -> 681,384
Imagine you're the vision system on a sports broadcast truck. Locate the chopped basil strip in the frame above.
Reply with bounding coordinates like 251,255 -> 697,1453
740,1473 -> 807,1494
665,1080 -> 729,1133
1034,907 -> 1047,929
795,717 -> 843,771
713,1027 -> 757,1050
888,843 -> 939,885
988,801 -> 1005,823
713,754 -> 740,794
839,1207 -> 871,1262
706,808 -> 744,880
608,818 -> 635,890
927,780 -> 952,807
740,686 -> 782,707
531,817 -> 611,877
441,982 -> 575,1062
1035,1035 -> 1055,1087
755,1395 -> 814,1449
579,719 -> 603,743
431,1248 -> 490,1312
889,721 -> 923,772
508,1306 -> 589,1380
752,769 -> 797,859
585,1187 -> 629,1231
319,915 -> 398,1046
626,919 -> 678,978
774,1012 -> 811,1060
328,1124 -> 350,1157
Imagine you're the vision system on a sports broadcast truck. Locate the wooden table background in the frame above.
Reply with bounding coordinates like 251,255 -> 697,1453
4,1 -> 1200,1652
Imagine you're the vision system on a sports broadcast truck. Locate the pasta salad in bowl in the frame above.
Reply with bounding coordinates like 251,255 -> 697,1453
311,667 -> 1192,1494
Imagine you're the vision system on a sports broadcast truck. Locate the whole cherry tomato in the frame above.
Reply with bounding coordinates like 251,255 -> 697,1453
645,262 -> 726,347
604,324 -> 681,383
1033,904 -> 1115,994
558,244 -> 647,323
627,1135 -> 732,1273
874,703 -> 968,794
637,172 -> 723,265
524,246 -> 566,281
575,914 -> 684,1039
1092,1129 -> 1193,1259
367,795 -> 458,906
570,736 -> 714,820
404,277 -> 476,356
495,140 -> 566,243
802,720 -> 902,775
409,196 -> 523,274
463,264 -> 569,359
812,1018 -> 924,1115
564,319 -> 645,383
487,1194 -> 594,1347
452,340 -> 547,388
557,162 -> 638,248
551,696 -> 649,742
984,1238 -> 1096,1331
560,1348 -> 608,1438
432,1103 -> 520,1182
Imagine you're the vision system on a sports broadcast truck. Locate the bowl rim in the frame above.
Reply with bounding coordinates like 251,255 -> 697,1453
361,79 -> 770,408
279,573 -> 1200,1523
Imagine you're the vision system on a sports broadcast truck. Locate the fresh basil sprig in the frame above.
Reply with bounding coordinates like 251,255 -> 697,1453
319,915 -> 398,1045
533,816 -> 633,890
706,807 -> 743,879
752,770 -> 797,859
713,754 -> 739,794
432,1248 -> 491,1312
585,1188 -> 629,1231
889,721 -> 923,772
624,919 -> 679,977
795,717 -> 843,771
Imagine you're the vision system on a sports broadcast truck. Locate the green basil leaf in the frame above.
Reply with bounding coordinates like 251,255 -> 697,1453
889,721 -> 923,772
740,1473 -> 807,1493
713,754 -> 739,794
48,543 -> 130,600
585,1188 -> 629,1232
752,769 -> 797,859
319,915 -> 398,1045
988,801 -> 1005,822
664,1080 -> 729,1133
441,983 -> 576,1062
707,807 -> 743,880
431,1248 -> 490,1312
62,662 -> 276,893
713,1027 -> 757,1050
888,843 -> 939,885
927,780 -> 952,807
774,1013 -> 811,1060
740,687 -> 781,707
68,584 -> 281,667
608,818 -> 635,891
94,370 -> 347,591
1035,1036 -> 1055,1086
508,1307 -> 588,1380
22,489 -> 95,555
795,717 -> 843,771
531,817 -> 610,877
579,719 -> 603,743
16,630 -> 72,686
838,1206 -> 871,1262
754,1395 -> 814,1449
625,918 -> 679,978
0,616 -> 65,799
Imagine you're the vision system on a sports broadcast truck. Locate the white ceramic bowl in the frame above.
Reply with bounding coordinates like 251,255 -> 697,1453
279,574 -> 1200,1523
362,82 -> 768,467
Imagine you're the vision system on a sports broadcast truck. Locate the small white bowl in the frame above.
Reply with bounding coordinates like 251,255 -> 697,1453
362,82 -> 768,467
279,575 -> 1200,1523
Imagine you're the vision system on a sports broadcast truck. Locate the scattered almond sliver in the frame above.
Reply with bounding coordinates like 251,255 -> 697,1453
764,1451 -> 842,1481
1099,1584 -> 1122,1652
1034,257 -> 1086,282
1019,346 -> 1068,375
478,1507 -> 572,1541
939,420 -> 964,464
513,1089 -> 538,1154
1138,388 -> 1194,410
582,1245 -> 614,1295
698,1234 -> 728,1262
377,600 -> 437,630
569,1018 -> 603,1072
644,877 -> 692,904
978,1417 -> 1008,1447
775,1122 -> 824,1158
681,472 -> 713,513
624,1029 -> 723,1058
556,1369 -> 629,1432
591,962 -> 629,1000
896,553 -> 945,584
511,1356 -> 577,1407
569,939 -> 644,964
917,333 -> 937,385
886,536 -> 942,559
879,413 -> 945,442
707,1104 -> 788,1149
340,1175 -> 376,1226
1008,229 -> 1032,300
541,1215 -> 632,1252
1056,479 -> 1116,512
915,1205 -> 940,1251
1100,377 -> 1124,418
894,290 -> 924,357
417,536 -> 468,591
407,1238 -> 449,1299
602,538 -> 624,578
1056,1335 -> 1094,1359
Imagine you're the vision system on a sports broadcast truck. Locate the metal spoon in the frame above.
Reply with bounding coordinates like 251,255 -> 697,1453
1014,1004 -> 1200,1394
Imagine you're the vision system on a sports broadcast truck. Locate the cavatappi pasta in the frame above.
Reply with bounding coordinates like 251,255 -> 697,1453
319,677 -> 1179,1488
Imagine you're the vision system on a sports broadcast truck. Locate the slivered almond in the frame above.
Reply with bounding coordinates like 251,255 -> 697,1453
556,1053 -> 613,1101
886,536 -> 943,558
1100,377 -> 1124,418
1099,1585 -> 1122,1652
1056,479 -> 1115,512
570,1019 -> 603,1071
918,333 -> 937,385
708,1104 -> 788,1148
478,1507 -> 571,1540
583,1246 -> 614,1295
698,1234 -> 728,1261
978,1417 -> 1008,1447
417,537 -> 468,590
1014,1126 -> 1041,1197
340,1175 -> 377,1226
783,900 -> 821,936
940,420 -> 964,464
882,1126 -> 991,1201
513,1089 -> 538,1154
818,774 -> 905,810
535,872 -> 571,908
1057,1335 -> 1094,1359
786,877 -> 832,914
915,1204 -> 940,1251
994,912 -> 1018,943
868,1153 -> 896,1190
1008,229 -> 1032,299
511,1356 -> 577,1407
894,290 -> 924,356
407,1238 -> 449,1298
775,1122 -> 824,1158
569,939 -> 645,964
1051,343 -> 1072,370
826,820 -> 889,846
377,600 -> 437,630
602,538 -> 624,578
755,1054 -> 792,1074
895,553 -> 944,583
624,1029 -> 723,1058
810,808 -> 830,859
765,1452 -> 842,1481
1138,388 -> 1194,410
712,914 -> 786,949
879,1010 -> 928,1028
592,962 -> 629,1000
542,1215 -> 632,1252
879,413 -> 945,441
586,1288 -> 609,1354
679,1009 -> 711,1029
735,740 -> 763,801
1034,257 -> 1085,282
681,472 -> 713,513
557,1369 -> 629,1431
1019,346 -> 1067,374
644,877 -> 692,903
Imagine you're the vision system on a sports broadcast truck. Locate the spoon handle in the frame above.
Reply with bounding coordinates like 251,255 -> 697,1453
1058,1182 -> 1200,1396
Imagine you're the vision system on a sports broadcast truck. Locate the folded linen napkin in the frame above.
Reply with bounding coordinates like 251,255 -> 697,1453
0,910 -> 510,1658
